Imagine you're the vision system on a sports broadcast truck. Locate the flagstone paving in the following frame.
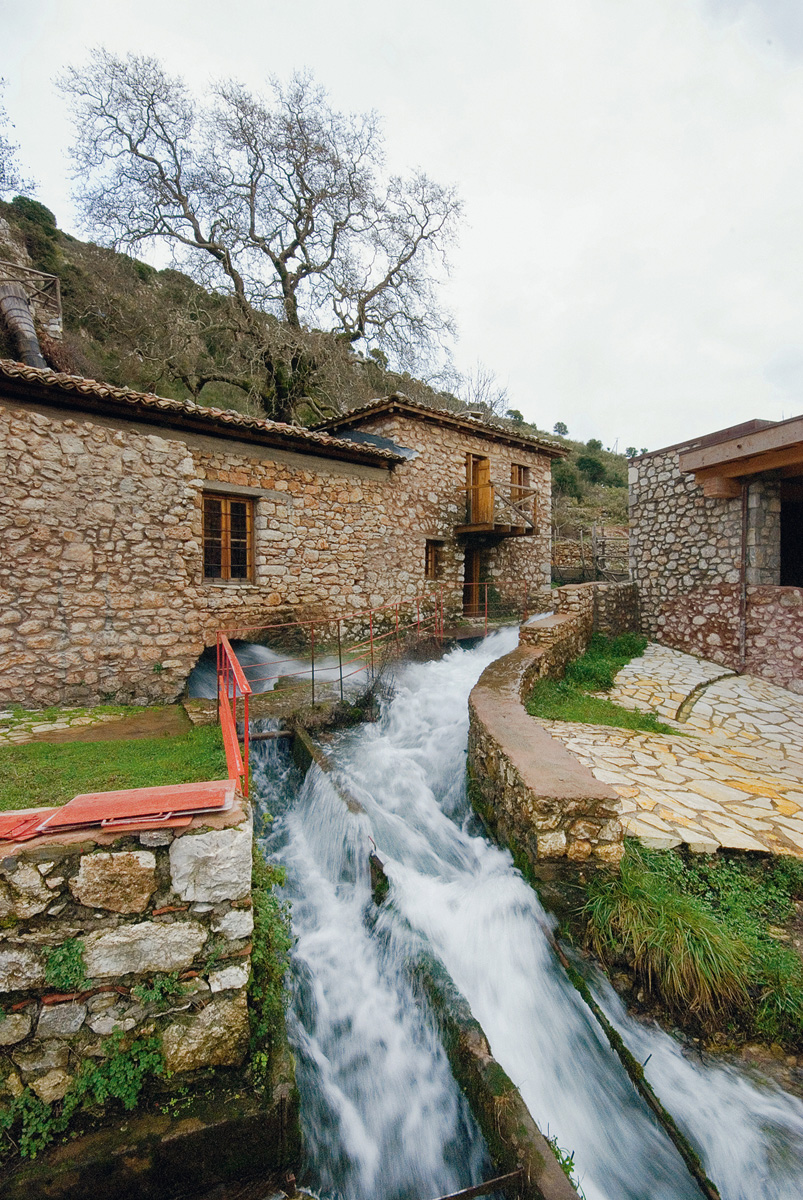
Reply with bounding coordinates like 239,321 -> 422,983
538,643 -> 803,856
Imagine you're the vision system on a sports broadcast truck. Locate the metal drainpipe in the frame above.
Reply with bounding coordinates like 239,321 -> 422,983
0,281 -> 47,368
738,480 -> 749,671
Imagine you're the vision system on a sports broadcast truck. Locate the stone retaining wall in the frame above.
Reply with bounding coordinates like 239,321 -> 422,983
519,581 -> 639,679
0,801 -> 254,1105
468,646 -> 623,864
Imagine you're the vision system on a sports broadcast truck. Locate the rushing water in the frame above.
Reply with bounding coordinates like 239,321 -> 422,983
253,630 -> 803,1200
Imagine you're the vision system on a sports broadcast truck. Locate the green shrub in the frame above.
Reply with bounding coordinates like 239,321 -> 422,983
43,938 -> 88,992
0,1031 -> 163,1160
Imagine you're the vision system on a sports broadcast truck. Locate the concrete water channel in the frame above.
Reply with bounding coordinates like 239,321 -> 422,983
229,630 -> 803,1200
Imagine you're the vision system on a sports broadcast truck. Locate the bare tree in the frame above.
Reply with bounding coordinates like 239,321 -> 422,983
455,360 -> 510,417
0,80 -> 34,198
59,52 -> 461,379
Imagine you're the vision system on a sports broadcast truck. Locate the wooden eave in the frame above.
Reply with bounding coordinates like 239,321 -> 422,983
317,396 -> 568,459
0,371 -> 403,469
679,414 -> 803,498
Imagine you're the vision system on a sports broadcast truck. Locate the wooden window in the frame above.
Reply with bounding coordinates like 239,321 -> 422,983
425,539 -> 442,580
203,494 -> 254,581
511,463 -> 529,501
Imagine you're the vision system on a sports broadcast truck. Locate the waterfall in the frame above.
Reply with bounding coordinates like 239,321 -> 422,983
253,630 -> 803,1200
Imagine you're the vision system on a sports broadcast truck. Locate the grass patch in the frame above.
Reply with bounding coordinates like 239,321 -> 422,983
525,631 -> 676,733
585,841 -> 803,1045
0,724 -> 228,811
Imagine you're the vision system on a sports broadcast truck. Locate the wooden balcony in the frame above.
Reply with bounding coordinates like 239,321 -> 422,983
455,482 -> 538,538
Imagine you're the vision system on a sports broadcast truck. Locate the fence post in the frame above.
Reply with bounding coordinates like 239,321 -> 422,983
337,619 -> 344,703
243,692 -> 249,799
369,609 -> 375,677
310,623 -> 316,705
484,582 -> 488,637
395,603 -> 399,642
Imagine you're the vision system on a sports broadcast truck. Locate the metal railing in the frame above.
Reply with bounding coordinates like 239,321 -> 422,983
0,259 -> 62,334
216,582 -> 543,795
217,633 -> 251,797
458,482 -> 537,529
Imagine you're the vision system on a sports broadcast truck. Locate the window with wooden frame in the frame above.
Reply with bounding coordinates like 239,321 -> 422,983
424,539 -> 443,580
203,493 -> 254,581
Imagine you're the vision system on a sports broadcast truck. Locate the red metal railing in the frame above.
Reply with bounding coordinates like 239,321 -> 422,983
215,582 -> 541,789
217,633 -> 251,797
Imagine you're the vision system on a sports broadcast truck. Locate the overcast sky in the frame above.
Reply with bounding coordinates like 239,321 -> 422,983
3,0 -> 803,450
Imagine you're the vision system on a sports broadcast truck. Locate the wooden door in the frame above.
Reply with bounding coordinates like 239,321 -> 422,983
467,455 -> 493,524
463,546 -> 481,615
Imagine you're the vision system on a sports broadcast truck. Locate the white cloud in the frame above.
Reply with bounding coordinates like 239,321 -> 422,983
3,0 -> 803,449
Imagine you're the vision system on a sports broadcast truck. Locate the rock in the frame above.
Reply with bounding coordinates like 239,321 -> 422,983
169,820 -> 252,904
3,1070 -> 23,1098
537,830 -> 567,857
70,850 -> 157,913
12,1040 -> 69,1074
139,831 -> 173,847
211,908 -> 254,941
87,1011 -> 137,1035
161,992 -> 249,1073
0,944 -> 45,992
30,1068 -> 72,1103
2,863 -> 51,918
36,1002 -> 87,1038
208,963 -> 250,993
0,1011 -> 32,1045
87,993 -> 117,1013
83,919 -> 207,977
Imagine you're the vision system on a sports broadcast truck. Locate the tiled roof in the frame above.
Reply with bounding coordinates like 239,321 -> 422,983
315,393 -> 567,457
0,359 -> 405,465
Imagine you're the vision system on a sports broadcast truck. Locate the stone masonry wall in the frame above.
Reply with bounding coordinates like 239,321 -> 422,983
468,646 -> 623,864
0,802 -> 253,1106
629,442 -> 802,688
468,581 -> 635,864
518,581 -> 639,679
630,446 -> 781,640
348,412 -> 553,598
0,396 -> 553,707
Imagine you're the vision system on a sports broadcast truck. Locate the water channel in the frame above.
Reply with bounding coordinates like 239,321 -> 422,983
221,630 -> 803,1200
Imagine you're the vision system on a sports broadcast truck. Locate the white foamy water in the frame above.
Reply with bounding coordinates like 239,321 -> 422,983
187,641 -> 367,699
254,630 -> 803,1200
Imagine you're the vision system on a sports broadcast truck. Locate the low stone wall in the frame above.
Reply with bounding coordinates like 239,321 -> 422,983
657,583 -> 803,693
519,581 -> 639,678
468,647 -> 623,864
0,801 -> 254,1105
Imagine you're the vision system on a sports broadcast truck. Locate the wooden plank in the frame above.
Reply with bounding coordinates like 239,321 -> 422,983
680,416 -> 803,472
692,442 -> 803,482
426,1169 -> 522,1200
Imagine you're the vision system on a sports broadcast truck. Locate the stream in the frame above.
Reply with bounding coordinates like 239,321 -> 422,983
243,630 -> 803,1200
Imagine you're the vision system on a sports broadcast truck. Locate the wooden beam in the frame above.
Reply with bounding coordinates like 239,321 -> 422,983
680,415 -> 803,473
700,475 -> 742,499
693,442 -> 803,483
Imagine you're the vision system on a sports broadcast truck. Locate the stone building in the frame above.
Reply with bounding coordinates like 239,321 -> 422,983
629,415 -> 803,691
0,362 -> 563,707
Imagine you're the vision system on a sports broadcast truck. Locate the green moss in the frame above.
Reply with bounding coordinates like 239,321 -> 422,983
248,844 -> 292,1082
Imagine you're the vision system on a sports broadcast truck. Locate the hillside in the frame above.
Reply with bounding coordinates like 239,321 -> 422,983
0,195 -> 630,535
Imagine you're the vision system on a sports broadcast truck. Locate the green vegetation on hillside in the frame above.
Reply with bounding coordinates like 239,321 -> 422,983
0,724 -> 227,810
526,632 -> 674,733
585,841 -> 803,1046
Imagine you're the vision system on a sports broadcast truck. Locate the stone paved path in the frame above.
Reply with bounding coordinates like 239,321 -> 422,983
541,644 -> 803,856
0,708 -> 133,746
